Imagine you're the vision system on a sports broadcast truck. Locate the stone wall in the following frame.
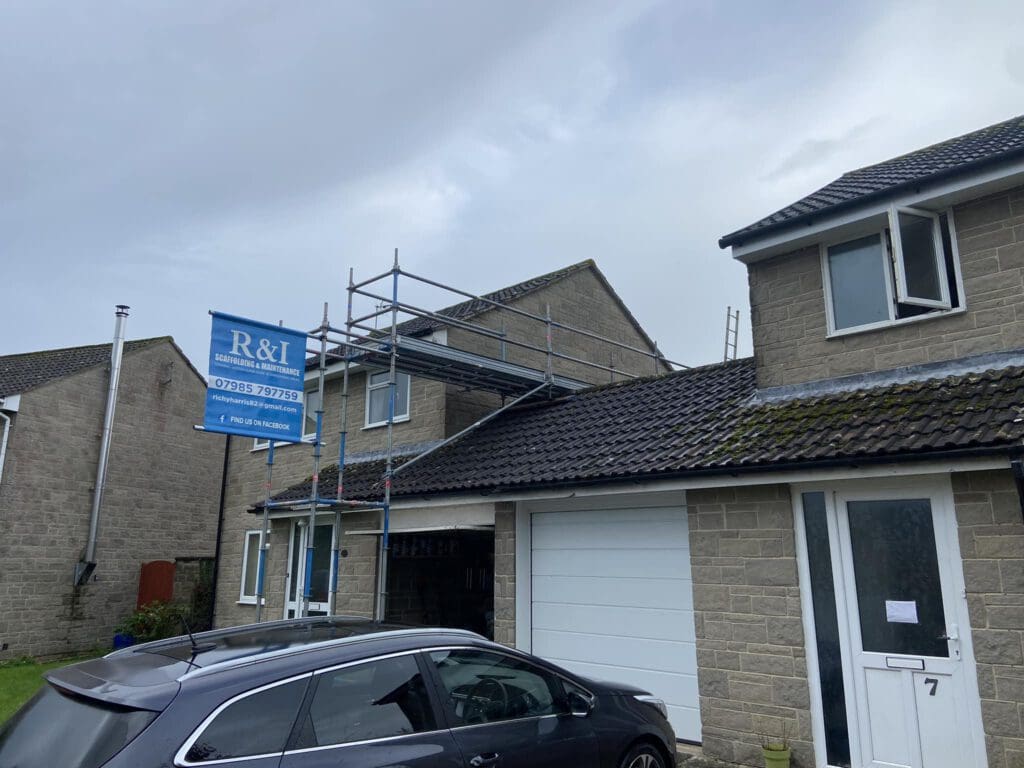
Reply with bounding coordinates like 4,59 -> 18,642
493,502 -> 515,647
749,184 -> 1024,388
953,469 -> 1024,768
0,341 -> 223,659
687,484 -> 814,767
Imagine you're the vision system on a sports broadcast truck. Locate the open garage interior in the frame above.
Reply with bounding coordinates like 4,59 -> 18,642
385,529 -> 495,639
517,493 -> 700,742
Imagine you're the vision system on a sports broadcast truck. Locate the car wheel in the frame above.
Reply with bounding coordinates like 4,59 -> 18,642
619,742 -> 666,768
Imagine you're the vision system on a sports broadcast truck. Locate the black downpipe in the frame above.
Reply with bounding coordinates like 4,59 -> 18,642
210,434 -> 231,628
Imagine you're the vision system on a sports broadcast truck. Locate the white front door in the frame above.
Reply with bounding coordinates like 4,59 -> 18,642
834,489 -> 977,768
797,481 -> 985,768
284,521 -> 333,618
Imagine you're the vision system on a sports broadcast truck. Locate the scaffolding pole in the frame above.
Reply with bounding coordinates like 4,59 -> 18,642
329,270 -> 355,616
254,441 -> 274,622
375,250 -> 400,621
302,303 -> 329,618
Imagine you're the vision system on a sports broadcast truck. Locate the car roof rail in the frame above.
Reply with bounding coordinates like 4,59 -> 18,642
176,626 -> 486,682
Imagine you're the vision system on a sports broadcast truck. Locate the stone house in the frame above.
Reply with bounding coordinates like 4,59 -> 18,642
212,260 -> 668,639
251,114 -> 1024,765
0,336 -> 224,660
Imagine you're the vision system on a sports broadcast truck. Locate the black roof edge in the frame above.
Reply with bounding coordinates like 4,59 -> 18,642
417,443 -> 1016,499
718,144 -> 1024,251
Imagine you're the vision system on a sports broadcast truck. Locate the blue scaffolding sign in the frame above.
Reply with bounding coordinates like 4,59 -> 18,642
203,312 -> 307,443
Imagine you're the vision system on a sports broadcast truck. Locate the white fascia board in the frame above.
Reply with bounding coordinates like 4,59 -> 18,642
732,160 -> 1024,264
0,394 -> 21,412
258,455 -> 1009,518
384,455 -> 1010,508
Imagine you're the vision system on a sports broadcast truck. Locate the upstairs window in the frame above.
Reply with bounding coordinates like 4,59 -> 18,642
823,206 -> 962,335
365,371 -> 410,428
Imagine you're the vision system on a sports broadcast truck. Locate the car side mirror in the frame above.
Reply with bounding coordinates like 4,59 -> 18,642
568,691 -> 593,718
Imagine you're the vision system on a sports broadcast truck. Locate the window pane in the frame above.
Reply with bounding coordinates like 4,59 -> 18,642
242,533 -> 260,598
186,678 -> 308,762
370,371 -> 389,386
898,212 -> 942,302
368,386 -> 389,424
428,649 -> 565,726
304,390 -> 321,436
289,525 -> 302,602
310,525 -> 333,603
847,499 -> 947,658
802,493 -> 851,767
395,373 -> 410,419
296,656 -> 435,748
828,235 -> 890,330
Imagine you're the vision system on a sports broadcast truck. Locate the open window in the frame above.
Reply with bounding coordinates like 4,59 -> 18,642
823,207 -> 962,335
890,206 -> 950,310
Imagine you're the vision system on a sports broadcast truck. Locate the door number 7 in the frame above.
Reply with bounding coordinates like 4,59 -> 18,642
923,678 -> 938,696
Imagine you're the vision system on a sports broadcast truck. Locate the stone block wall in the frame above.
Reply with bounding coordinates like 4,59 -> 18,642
0,341 -> 223,659
953,469 -> 1024,768
687,484 -> 814,767
493,502 -> 515,647
749,184 -> 1024,388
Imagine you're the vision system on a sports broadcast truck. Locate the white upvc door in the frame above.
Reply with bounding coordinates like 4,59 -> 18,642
283,520 -> 332,619
833,484 -> 979,768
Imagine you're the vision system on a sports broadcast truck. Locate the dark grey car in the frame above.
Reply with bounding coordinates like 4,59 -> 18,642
0,617 -> 676,768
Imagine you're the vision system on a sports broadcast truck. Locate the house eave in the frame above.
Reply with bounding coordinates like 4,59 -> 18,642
724,155 -> 1024,264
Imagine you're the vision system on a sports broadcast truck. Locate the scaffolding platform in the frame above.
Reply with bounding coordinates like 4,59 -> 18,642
349,334 -> 590,397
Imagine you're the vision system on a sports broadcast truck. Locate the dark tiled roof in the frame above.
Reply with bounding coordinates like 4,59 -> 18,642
0,338 -> 168,397
720,114 -> 1024,248
265,358 -> 1024,504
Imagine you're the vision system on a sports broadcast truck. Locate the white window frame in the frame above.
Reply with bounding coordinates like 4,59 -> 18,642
252,389 -> 320,450
821,206 -> 965,338
238,530 -> 264,605
890,205 -> 951,310
364,371 -> 410,429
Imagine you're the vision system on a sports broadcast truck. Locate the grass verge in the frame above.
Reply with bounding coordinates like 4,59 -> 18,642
0,654 -> 100,723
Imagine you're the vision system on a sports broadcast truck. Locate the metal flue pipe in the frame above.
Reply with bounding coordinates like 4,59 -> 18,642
78,305 -> 129,585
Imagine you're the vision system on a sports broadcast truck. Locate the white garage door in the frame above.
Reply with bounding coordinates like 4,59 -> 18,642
530,505 -> 700,741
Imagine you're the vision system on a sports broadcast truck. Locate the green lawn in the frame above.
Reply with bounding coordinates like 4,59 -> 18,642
0,654 -> 99,723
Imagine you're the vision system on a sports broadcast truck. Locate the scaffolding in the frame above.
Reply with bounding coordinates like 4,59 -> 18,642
252,252 -> 689,623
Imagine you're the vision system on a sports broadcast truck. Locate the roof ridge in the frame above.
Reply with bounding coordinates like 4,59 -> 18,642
0,335 -> 169,361
840,113 -> 1024,179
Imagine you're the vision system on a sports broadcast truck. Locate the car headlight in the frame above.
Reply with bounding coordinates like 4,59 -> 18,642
634,695 -> 667,719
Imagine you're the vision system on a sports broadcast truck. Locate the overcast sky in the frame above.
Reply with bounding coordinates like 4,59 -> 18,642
2,0 -> 1023,372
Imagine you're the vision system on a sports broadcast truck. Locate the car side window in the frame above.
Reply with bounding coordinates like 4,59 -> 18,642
427,649 -> 567,727
184,677 -> 309,763
292,654 -> 436,748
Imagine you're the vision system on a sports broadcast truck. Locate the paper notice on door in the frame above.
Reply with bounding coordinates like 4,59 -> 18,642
885,600 -> 919,624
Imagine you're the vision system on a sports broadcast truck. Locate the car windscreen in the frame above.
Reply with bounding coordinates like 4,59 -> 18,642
0,684 -> 156,768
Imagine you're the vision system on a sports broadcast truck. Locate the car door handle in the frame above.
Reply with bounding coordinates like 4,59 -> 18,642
470,754 -> 500,767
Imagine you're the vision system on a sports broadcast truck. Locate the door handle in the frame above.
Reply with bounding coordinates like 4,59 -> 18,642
470,754 -> 500,767
938,624 -> 959,641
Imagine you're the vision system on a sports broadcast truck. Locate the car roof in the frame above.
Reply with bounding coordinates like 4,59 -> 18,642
45,617 -> 486,710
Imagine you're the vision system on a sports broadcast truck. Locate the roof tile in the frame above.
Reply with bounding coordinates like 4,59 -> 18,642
720,114 -> 1024,247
